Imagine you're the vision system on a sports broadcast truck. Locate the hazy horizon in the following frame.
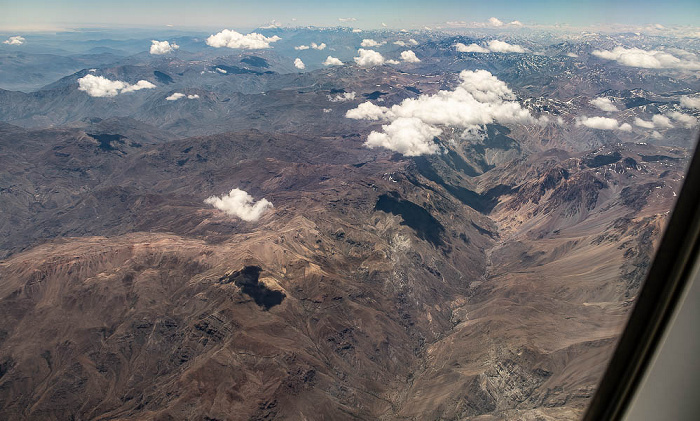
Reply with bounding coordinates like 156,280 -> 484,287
2,0 -> 699,32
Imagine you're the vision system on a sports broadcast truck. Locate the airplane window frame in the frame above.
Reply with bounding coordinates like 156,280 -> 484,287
583,134 -> 700,420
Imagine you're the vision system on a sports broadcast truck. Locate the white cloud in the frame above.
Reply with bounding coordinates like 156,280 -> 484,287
488,17 -> 504,27
296,42 -> 325,51
323,56 -> 343,66
486,40 -> 525,53
294,58 -> 305,69
400,50 -> 421,63
215,67 -> 227,74
339,17 -> 357,22
455,42 -> 489,53
206,29 -> 280,49
365,118 -> 442,156
354,48 -> 385,66
455,40 -> 525,54
204,188 -> 273,222
566,52 -> 579,58
634,117 -> 655,129
509,20 -> 523,26
636,114 -> 676,130
3,36 -> 25,45
395,39 -> 418,47
651,114 -> 673,128
166,93 -> 185,101
361,39 -> 385,47
346,70 -> 535,155
346,101 -> 390,120
323,108 -> 332,113
667,111 -> 698,128
328,91 -> 356,102
166,92 -> 199,101
386,59 -> 400,65
352,29 -> 362,33
576,116 -> 631,131
680,96 -> 700,110
260,20 -> 281,29
150,40 -> 179,55
590,97 -> 619,112
77,74 -> 155,97
120,80 -> 157,94
592,46 -> 700,70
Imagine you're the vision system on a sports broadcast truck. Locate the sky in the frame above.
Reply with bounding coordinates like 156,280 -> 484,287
2,0 -> 699,31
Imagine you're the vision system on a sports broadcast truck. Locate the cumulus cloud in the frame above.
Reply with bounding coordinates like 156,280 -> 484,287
339,17 -> 357,22
455,42 -> 490,53
311,42 -> 326,50
590,97 -> 619,112
400,50 -> 421,63
566,52 -> 579,58
323,56 -> 343,66
204,188 -> 273,222
667,111 -> 698,128
3,36 -> 25,45
354,48 -> 385,66
576,116 -> 631,131
592,46 -> 700,70
680,96 -> 700,110
294,58 -> 305,69
365,118 -> 442,156
120,80 -> 158,94
488,17 -> 504,27
345,101 -> 390,120
215,67 -> 227,74
294,45 -> 310,50
455,40 -> 525,53
206,29 -> 280,49
486,40 -> 525,53
395,39 -> 419,46
361,39 -> 385,48
352,28 -> 362,33
451,17 -> 524,28
77,74 -> 155,97
328,92 -> 356,102
150,40 -> 179,55
166,92 -> 199,101
346,70 -> 535,155
634,115 -> 673,129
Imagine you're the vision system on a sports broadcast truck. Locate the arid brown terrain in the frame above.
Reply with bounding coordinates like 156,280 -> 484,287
0,119 -> 687,419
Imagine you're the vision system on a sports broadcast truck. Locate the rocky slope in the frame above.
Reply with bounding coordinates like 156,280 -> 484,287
0,120 -> 688,419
